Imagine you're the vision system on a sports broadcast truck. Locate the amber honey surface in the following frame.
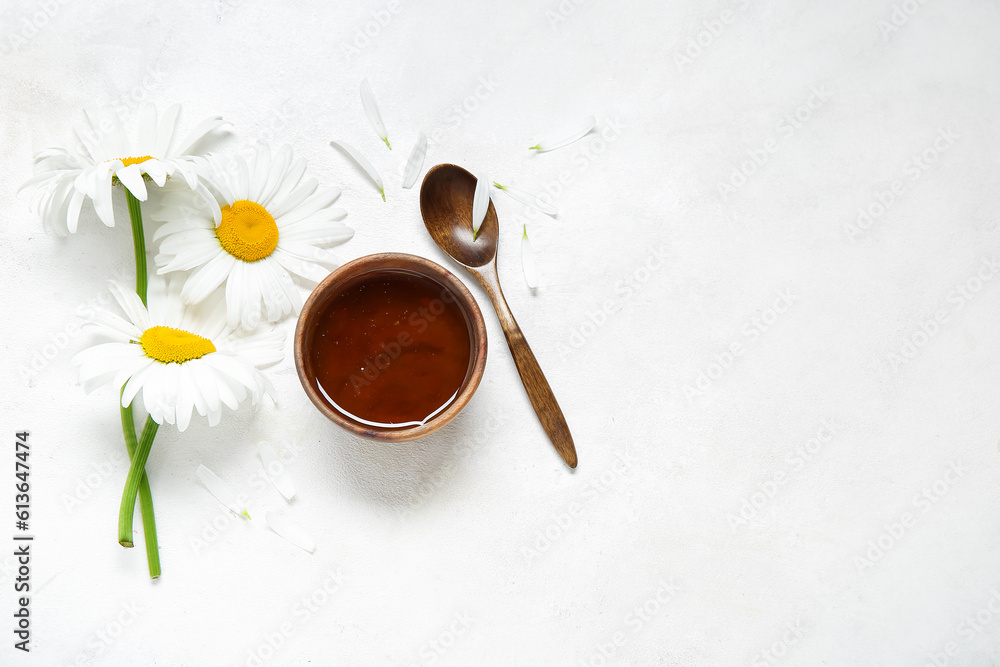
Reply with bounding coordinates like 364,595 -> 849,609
310,270 -> 472,428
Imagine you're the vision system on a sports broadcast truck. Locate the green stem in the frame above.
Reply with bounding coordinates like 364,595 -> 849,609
121,187 -> 161,577
118,416 -> 159,548
125,189 -> 148,307
120,397 -> 161,578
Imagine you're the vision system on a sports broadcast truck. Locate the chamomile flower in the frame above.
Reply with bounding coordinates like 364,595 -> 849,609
72,276 -> 283,432
151,144 -> 353,330
20,103 -> 227,234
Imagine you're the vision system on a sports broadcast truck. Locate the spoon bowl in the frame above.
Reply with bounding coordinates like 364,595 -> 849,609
420,164 -> 578,468
419,164 -> 499,267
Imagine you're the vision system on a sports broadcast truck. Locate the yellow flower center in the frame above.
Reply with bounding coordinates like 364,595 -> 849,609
118,155 -> 154,167
140,326 -> 216,364
216,200 -> 279,262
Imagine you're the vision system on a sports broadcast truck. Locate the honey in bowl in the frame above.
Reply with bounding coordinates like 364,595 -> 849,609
308,270 -> 473,429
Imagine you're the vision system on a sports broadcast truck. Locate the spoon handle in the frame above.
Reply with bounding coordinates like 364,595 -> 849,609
476,270 -> 578,468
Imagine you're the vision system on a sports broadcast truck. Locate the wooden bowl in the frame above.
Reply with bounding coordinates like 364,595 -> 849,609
294,253 -> 488,442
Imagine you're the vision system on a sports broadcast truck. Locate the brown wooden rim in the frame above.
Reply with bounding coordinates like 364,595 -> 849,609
294,252 -> 488,442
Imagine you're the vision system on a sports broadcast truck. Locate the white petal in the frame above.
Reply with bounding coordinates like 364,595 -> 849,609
154,104 -> 181,157
249,143 -> 271,202
257,282 -> 287,323
108,282 -> 150,330
240,263 -> 264,331
250,369 -> 276,407
401,131 -> 427,189
224,261 -> 248,330
196,465 -> 250,518
198,163 -> 234,208
521,225 -> 538,289
91,170 -> 116,227
175,366 -> 195,432
494,182 -> 557,216
330,140 -> 384,201
110,353 -> 154,392
177,116 -> 228,156
20,169 -> 67,193
257,441 -> 296,500
192,181 -> 222,225
143,159 -> 168,187
179,252 -> 235,304
87,106 -> 128,160
83,369 -> 121,394
253,258 -> 293,323
188,361 -> 222,426
360,78 -> 390,149
228,328 -> 285,367
150,362 -> 179,424
73,340 -> 130,369
472,173 -> 489,236
137,103 -> 158,156
168,159 -> 199,190
278,220 -> 353,245
213,370 -> 243,411
265,157 -> 307,210
142,377 -> 169,425
274,266 -> 302,314
187,367 -> 210,418
273,248 -> 333,282
88,312 -> 143,342
276,188 -> 342,226
152,217 -> 210,243
265,511 -> 314,552
157,230 -> 222,273
530,115 -> 596,152
77,343 -> 147,392
66,188 -> 86,234
149,273 -> 183,326
183,287 -> 228,340
115,163 -> 148,200
203,348 -> 258,390
121,361 -> 157,409
232,154 -> 251,200
267,178 -> 318,221
73,118 -> 102,162
259,144 -> 292,206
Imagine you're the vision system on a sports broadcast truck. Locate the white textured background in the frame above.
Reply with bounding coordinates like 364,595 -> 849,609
3,0 -> 1000,665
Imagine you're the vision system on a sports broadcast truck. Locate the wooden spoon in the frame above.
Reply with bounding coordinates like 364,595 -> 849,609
419,164 -> 577,468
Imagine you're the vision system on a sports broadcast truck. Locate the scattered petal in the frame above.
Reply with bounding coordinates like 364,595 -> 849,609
493,181 -> 557,216
472,173 -> 489,240
521,224 -> 538,289
360,78 -> 391,149
402,132 -> 427,189
330,140 -> 385,201
196,464 -> 250,519
257,441 -> 297,500
265,511 -> 315,553
530,115 -> 596,152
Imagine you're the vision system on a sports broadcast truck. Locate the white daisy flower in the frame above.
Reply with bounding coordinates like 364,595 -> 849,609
151,144 -> 354,331
20,103 -> 227,234
72,276 -> 283,432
